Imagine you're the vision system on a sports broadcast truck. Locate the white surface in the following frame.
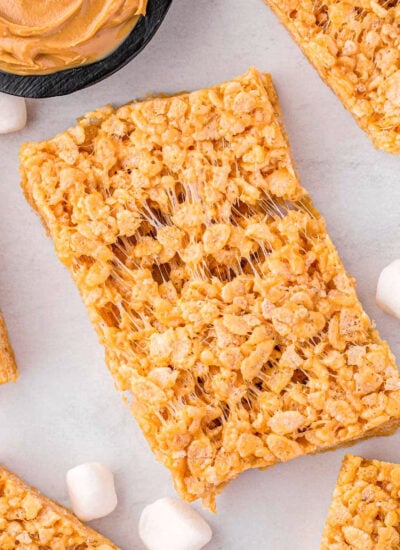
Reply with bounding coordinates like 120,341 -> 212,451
0,93 -> 26,134
139,497 -> 212,550
376,259 -> 400,320
67,462 -> 118,521
0,1 -> 400,548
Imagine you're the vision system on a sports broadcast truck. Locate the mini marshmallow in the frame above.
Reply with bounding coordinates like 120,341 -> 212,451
0,93 -> 27,134
376,259 -> 400,320
66,462 -> 117,521
139,497 -> 212,550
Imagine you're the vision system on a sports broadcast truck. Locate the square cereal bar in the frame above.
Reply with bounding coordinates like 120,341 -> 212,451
321,454 -> 400,549
20,68 -> 400,510
0,312 -> 17,384
264,1 -> 400,154
0,466 -> 119,549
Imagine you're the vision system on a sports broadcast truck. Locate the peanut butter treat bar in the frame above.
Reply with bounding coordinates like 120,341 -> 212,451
263,1 -> 400,154
0,466 -> 119,549
0,312 -> 17,384
321,454 -> 400,549
20,68 -> 400,510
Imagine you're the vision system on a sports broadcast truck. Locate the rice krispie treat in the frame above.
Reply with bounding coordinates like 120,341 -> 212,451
0,312 -> 17,384
321,454 -> 400,549
263,1 -> 400,154
20,68 -> 400,510
0,466 -> 119,549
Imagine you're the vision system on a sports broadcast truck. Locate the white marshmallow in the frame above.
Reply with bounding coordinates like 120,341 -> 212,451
66,462 -> 117,521
139,497 -> 212,550
0,93 -> 27,134
376,259 -> 400,320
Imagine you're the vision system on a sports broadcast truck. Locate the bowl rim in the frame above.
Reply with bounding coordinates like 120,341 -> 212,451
0,0 -> 173,99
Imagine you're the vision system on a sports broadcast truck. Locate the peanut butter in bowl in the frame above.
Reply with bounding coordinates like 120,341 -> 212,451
0,0 -> 148,75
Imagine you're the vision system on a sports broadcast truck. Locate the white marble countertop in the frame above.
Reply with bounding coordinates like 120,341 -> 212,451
1,1 -> 400,548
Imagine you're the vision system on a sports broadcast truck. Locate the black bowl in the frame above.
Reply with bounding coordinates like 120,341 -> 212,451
0,0 -> 172,99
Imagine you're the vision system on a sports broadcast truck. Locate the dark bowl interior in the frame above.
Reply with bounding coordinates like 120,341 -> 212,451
0,0 -> 172,99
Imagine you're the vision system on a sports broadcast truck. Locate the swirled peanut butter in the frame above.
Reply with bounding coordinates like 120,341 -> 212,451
0,0 -> 148,75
